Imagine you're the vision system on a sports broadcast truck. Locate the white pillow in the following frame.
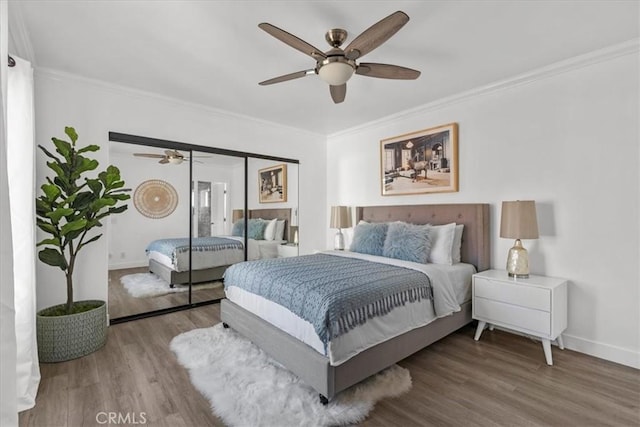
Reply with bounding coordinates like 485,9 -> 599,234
263,218 -> 278,240
274,220 -> 286,241
451,224 -> 464,264
428,222 -> 456,265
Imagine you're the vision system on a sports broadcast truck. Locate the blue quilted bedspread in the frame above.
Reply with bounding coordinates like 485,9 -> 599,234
146,237 -> 243,265
224,253 -> 433,347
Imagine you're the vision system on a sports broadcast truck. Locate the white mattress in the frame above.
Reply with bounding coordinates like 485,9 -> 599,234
225,254 -> 475,366
148,237 -> 285,272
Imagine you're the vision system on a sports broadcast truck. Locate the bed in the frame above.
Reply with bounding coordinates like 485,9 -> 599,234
147,208 -> 291,286
220,203 -> 490,402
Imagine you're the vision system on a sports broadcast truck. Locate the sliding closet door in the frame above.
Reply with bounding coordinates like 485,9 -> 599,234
188,151 -> 245,304
107,141 -> 190,320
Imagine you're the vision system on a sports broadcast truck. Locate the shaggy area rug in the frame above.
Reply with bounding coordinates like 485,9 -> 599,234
120,273 -> 222,298
170,323 -> 412,427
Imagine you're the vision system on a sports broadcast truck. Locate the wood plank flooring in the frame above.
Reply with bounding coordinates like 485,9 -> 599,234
20,304 -> 640,427
108,267 -> 225,319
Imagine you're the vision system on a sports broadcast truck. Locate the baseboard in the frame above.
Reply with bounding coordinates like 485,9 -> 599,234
562,333 -> 639,369
489,325 -> 639,369
108,261 -> 147,270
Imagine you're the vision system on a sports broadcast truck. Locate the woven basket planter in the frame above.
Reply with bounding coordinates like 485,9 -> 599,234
36,300 -> 107,363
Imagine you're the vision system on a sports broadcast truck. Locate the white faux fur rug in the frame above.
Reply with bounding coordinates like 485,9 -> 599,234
120,273 -> 221,298
170,323 -> 412,427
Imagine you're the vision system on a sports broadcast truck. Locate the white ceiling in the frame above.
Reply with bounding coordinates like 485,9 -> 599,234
11,1 -> 639,136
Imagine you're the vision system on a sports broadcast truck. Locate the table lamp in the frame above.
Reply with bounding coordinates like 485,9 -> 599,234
500,200 -> 539,278
330,206 -> 352,250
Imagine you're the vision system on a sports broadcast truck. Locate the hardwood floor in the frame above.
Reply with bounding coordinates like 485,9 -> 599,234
108,267 -> 225,319
20,305 -> 640,427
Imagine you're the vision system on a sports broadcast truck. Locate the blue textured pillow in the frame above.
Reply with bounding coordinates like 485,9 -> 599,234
383,222 -> 432,263
231,219 -> 244,236
350,222 -> 388,256
248,219 -> 267,240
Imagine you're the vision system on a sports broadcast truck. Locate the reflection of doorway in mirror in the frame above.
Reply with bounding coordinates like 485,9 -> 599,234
194,181 -> 227,237
196,181 -> 211,237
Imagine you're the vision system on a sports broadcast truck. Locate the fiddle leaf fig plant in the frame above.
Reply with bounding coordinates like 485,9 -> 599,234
36,127 -> 130,315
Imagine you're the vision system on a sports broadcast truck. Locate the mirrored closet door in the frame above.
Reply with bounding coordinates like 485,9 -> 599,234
108,141 -> 191,319
107,133 -> 298,323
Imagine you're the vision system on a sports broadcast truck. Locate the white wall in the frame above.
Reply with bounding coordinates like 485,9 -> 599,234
34,70 -> 326,311
327,51 -> 639,368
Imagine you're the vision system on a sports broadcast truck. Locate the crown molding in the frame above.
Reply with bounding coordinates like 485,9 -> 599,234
8,1 -> 36,64
35,67 -> 325,139
328,38 -> 640,139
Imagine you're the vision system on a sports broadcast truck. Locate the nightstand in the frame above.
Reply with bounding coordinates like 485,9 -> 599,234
277,244 -> 299,258
472,269 -> 567,365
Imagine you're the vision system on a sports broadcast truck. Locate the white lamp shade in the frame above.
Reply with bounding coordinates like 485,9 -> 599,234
500,200 -> 539,239
330,206 -> 352,229
318,62 -> 355,86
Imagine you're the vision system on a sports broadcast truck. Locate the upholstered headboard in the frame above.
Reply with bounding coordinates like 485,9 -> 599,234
355,204 -> 491,272
249,208 -> 292,242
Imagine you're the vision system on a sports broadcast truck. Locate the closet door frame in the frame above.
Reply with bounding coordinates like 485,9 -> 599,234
108,132 -> 299,324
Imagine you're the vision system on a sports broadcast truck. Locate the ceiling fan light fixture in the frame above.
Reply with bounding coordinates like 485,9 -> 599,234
318,59 -> 355,86
168,157 -> 184,165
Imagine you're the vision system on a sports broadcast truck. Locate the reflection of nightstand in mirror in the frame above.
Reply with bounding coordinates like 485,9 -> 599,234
277,244 -> 299,258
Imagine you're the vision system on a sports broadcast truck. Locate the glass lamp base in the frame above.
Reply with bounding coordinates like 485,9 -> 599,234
334,229 -> 345,250
506,239 -> 530,279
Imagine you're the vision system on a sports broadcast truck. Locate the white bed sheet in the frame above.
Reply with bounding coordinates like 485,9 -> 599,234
225,254 -> 475,366
148,237 -> 286,271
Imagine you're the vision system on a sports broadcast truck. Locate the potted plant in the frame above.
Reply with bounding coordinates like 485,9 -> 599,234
35,126 -> 130,362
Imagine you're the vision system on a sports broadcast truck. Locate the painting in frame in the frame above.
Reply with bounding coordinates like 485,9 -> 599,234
380,123 -> 458,196
258,164 -> 287,203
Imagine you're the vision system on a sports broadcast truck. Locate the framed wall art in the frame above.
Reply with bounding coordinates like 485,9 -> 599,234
258,164 -> 287,203
380,122 -> 458,196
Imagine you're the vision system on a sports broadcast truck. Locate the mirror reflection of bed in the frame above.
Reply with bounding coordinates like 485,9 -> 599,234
108,138 -> 299,321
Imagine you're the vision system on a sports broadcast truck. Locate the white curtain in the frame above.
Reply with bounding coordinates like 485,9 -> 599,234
0,2 -> 19,426
7,55 -> 40,412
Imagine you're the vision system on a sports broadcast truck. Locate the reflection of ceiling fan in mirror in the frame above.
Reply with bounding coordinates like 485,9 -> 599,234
133,150 -> 209,165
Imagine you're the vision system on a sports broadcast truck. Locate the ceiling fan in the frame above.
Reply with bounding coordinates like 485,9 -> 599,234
133,150 -> 207,165
258,10 -> 420,104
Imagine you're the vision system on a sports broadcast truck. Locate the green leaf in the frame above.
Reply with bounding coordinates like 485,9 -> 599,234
61,219 -> 87,236
46,161 -> 65,180
80,234 -> 102,247
36,220 -> 58,235
91,197 -> 116,212
46,207 -> 74,223
38,145 -> 63,163
52,137 -> 72,159
73,157 -> 99,177
110,193 -> 131,201
38,248 -> 67,270
77,144 -> 100,154
41,184 -> 61,202
109,205 -> 128,214
86,179 -> 102,195
65,127 -> 78,144
37,237 -> 61,247
72,191 -> 96,211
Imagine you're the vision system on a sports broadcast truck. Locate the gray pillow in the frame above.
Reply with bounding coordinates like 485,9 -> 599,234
350,222 -> 388,256
383,221 -> 432,263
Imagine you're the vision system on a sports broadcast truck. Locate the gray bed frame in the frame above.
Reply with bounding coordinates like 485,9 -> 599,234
149,208 -> 291,286
221,203 -> 490,402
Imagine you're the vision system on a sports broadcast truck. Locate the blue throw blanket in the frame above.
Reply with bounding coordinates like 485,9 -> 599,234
146,237 -> 244,266
224,253 -> 433,348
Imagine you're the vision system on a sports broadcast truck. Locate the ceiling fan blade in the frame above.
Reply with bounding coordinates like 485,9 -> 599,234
159,158 -> 169,164
259,23 -> 327,60
165,149 -> 183,157
134,153 -> 165,158
330,84 -> 346,104
344,11 -> 409,60
356,62 -> 421,79
259,69 -> 315,86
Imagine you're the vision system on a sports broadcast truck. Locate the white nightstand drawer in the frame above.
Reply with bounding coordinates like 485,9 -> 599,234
474,297 -> 551,336
474,277 -> 550,311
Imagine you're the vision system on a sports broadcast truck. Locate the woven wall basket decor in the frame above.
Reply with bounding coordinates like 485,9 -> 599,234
133,179 -> 179,219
